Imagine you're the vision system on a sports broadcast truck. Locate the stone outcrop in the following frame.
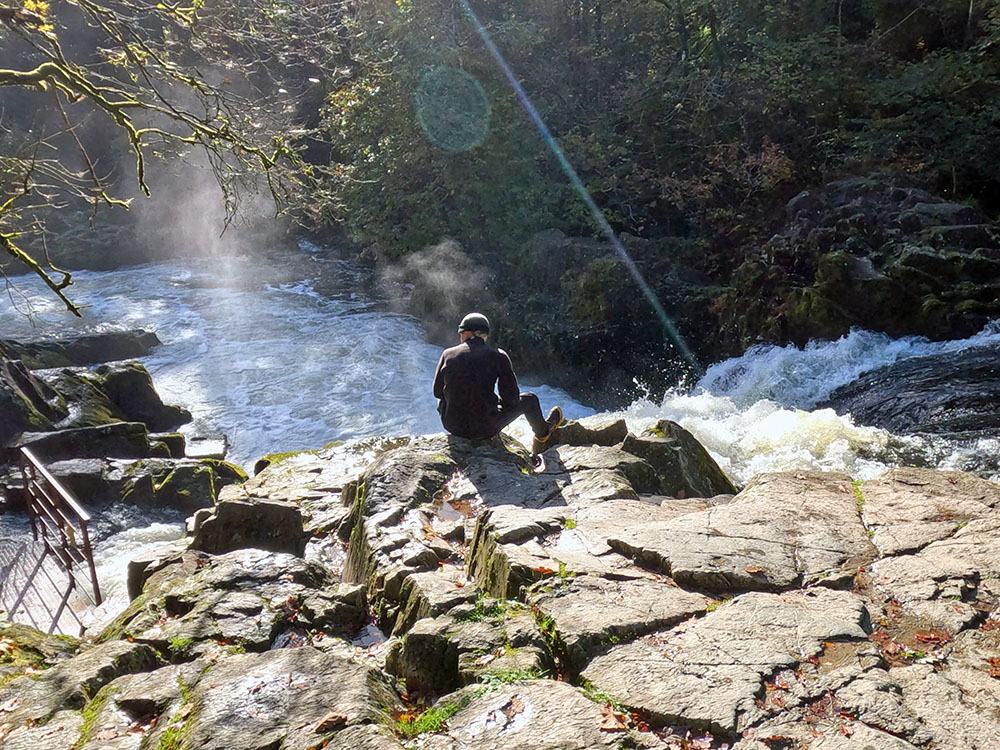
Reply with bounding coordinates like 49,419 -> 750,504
0,342 -> 243,514
0,330 -> 161,370
821,342 -> 1000,438
715,177 -> 1000,355
2,419 -> 999,750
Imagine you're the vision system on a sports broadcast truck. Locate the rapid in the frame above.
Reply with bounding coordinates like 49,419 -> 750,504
2,240 -> 998,623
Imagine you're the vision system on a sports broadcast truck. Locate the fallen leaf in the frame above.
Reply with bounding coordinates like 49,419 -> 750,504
914,630 -> 951,644
0,698 -> 19,713
597,704 -> 627,731
94,729 -> 121,740
475,652 -> 497,666
312,712 -> 348,733
532,566 -> 555,575
177,702 -> 194,719
987,657 -> 1000,667
744,566 -> 764,574
501,695 -> 524,721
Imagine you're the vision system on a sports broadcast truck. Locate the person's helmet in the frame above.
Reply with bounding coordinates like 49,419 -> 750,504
458,312 -> 490,334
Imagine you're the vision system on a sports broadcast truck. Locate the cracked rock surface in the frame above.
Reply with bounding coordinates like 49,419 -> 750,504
2,418 -> 999,749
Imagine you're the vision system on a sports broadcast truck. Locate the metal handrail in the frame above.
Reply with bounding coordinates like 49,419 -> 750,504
19,447 -> 102,609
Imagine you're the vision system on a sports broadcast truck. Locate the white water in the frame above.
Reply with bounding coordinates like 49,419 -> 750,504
2,242 -> 998,627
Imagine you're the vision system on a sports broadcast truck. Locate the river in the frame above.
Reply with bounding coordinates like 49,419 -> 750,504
2,239 -> 998,627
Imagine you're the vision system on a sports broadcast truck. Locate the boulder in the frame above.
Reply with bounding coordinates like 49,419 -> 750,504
0,351 -> 67,441
12,422 -> 155,461
549,417 -> 628,447
1,330 -> 161,370
91,361 -> 191,431
189,498 -> 308,556
621,420 -> 738,497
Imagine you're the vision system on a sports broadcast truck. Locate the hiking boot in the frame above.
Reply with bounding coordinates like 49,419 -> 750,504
531,406 -> 563,455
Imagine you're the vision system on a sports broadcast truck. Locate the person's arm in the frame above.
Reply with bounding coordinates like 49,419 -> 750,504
433,351 -> 447,400
496,349 -> 520,410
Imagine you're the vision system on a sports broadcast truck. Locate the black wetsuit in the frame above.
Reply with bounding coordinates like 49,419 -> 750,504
432,337 -> 547,439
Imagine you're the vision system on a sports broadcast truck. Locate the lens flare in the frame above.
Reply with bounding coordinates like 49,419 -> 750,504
456,0 -> 700,374
415,66 -> 491,153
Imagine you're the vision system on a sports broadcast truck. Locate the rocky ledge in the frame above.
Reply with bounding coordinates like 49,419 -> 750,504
2,420 -> 999,749
1,333 -> 244,512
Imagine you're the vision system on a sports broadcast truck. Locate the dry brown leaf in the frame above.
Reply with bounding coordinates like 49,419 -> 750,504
914,630 -> 951,644
745,566 -> 764,574
597,704 -> 627,731
177,702 -> 194,719
0,698 -> 18,713
94,729 -> 121,740
474,652 -> 497,666
532,566 -> 555,575
312,712 -> 348,733
501,695 -> 524,720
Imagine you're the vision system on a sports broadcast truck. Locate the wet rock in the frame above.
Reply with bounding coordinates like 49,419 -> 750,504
581,588 -> 871,736
148,431 -> 185,458
189,497 -> 308,556
860,467 -> 1000,556
527,574 -> 708,670
92,362 -> 191,431
621,420 -> 738,497
821,343 -> 1000,437
606,471 -> 875,592
40,456 -> 244,511
183,434 -> 227,459
13,422 -> 155,461
0,346 -> 68,441
1,330 -> 161,370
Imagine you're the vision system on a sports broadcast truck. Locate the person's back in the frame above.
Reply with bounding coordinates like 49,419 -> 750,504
433,312 -> 563,451
433,336 -> 518,439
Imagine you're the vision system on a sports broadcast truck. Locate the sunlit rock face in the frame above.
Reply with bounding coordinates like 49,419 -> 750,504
2,417 -> 1000,750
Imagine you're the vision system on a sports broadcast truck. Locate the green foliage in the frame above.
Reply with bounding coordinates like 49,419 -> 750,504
307,0 -> 1000,272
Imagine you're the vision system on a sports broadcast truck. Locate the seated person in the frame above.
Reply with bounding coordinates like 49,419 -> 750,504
432,312 -> 562,453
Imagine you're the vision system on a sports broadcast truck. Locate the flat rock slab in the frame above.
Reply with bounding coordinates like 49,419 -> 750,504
0,639 -> 159,726
861,467 -> 1000,556
543,445 -> 660,494
422,679 -> 627,750
607,471 -> 875,592
528,574 -> 709,669
581,588 -> 871,736
871,509 -> 1000,630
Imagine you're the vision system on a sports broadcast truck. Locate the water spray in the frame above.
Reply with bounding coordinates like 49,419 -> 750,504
455,0 -> 702,376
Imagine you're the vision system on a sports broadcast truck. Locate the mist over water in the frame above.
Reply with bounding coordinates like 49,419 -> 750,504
0,241 -> 592,467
